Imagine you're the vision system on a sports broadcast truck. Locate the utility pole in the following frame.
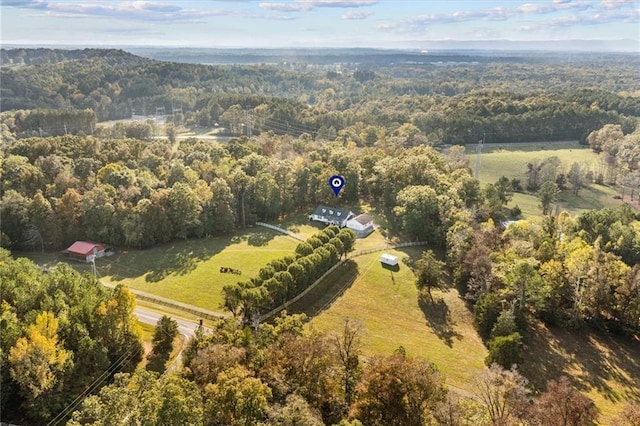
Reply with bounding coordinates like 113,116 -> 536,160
245,109 -> 252,138
474,132 -> 485,179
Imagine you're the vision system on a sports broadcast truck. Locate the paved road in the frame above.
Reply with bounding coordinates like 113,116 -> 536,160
134,306 -> 205,338
134,306 -> 209,370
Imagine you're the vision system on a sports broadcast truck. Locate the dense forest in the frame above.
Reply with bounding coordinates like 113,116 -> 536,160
1,48 -> 640,424
2,48 -> 639,143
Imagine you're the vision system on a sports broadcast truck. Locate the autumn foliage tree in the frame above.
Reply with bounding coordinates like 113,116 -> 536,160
530,376 -> 598,426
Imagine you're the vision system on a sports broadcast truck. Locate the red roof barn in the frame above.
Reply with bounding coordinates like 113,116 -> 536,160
62,241 -> 112,262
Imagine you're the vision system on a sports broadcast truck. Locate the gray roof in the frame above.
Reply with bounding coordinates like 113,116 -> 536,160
312,205 -> 353,222
352,213 -> 374,225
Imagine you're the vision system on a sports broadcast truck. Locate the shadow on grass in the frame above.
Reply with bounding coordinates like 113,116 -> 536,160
381,262 -> 400,273
102,238 -> 227,283
520,322 -> 640,405
287,260 -> 359,318
418,291 -> 463,347
231,228 -> 278,247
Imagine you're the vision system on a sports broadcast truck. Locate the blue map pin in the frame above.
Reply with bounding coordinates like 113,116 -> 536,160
329,175 -> 345,196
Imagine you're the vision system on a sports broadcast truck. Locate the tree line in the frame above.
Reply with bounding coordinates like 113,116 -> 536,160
66,310 -> 640,426
222,226 -> 356,323
1,136 -> 479,253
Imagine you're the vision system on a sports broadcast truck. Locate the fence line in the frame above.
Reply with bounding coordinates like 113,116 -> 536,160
257,240 -> 428,322
255,222 -> 306,241
100,282 -> 227,321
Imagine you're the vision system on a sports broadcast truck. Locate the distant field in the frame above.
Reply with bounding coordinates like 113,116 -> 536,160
467,145 -> 630,217
18,229 -> 298,312
303,249 -> 488,395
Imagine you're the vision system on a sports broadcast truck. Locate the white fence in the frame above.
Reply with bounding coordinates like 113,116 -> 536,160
255,222 -> 306,241
101,282 -> 227,321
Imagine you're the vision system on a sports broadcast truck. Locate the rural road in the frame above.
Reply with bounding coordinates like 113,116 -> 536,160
134,306 -> 208,370
134,306 -> 205,338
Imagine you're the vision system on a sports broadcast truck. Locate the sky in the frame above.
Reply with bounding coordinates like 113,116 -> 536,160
1,0 -> 638,48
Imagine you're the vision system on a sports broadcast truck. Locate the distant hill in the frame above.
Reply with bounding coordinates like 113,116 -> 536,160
0,47 -> 144,66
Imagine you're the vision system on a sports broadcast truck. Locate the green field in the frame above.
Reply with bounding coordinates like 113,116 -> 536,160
287,244 -> 639,421
19,228 -> 298,312
468,145 -> 628,217
301,249 -> 488,395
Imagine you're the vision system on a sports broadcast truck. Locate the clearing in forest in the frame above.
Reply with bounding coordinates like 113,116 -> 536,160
468,145 -> 628,217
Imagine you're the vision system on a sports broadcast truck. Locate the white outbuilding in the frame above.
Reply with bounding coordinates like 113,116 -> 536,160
346,213 -> 375,238
380,253 -> 399,266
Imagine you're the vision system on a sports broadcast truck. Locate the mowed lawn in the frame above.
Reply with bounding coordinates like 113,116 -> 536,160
97,229 -> 298,311
305,249 -> 488,394
22,229 -> 298,312
467,145 -> 628,217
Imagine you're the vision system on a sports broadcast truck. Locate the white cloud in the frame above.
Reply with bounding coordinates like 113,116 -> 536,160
342,10 -> 373,19
3,1 -> 231,22
299,0 -> 376,7
598,0 -> 638,9
378,1 -> 608,32
260,0 -> 376,12
259,2 -> 311,12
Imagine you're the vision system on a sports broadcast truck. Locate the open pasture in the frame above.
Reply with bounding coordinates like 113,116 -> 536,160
19,228 -> 298,312
468,145 -> 627,217
304,249 -> 488,394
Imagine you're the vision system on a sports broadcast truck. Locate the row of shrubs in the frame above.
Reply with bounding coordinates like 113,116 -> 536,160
222,225 -> 356,322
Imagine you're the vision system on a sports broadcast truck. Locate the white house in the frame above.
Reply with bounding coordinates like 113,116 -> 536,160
346,213 -> 375,238
380,253 -> 399,266
309,206 -> 354,227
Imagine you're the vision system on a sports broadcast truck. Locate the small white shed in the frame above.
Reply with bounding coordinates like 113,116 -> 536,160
380,253 -> 399,266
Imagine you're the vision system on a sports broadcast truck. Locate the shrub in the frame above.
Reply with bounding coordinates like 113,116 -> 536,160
485,332 -> 523,368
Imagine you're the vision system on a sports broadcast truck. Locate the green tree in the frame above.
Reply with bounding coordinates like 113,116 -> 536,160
568,162 -> 584,196
415,250 -> 446,302
148,315 -> 179,372
474,293 -> 502,340
204,366 -> 272,426
254,172 -> 281,221
166,123 -> 177,144
537,181 -> 560,215
168,182 -> 203,239
485,332 -> 524,368
394,185 -> 442,243
494,176 -> 513,205
157,374 -> 204,425
490,309 -> 518,339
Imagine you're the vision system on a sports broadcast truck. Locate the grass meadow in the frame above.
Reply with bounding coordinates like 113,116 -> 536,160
19,228 -> 298,312
297,249 -> 489,395
467,144 -> 628,218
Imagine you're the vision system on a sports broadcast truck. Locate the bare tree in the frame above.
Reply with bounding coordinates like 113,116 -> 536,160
333,317 -> 363,407
473,363 -> 530,425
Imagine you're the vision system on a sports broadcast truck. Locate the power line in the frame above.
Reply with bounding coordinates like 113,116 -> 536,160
47,342 -> 142,425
